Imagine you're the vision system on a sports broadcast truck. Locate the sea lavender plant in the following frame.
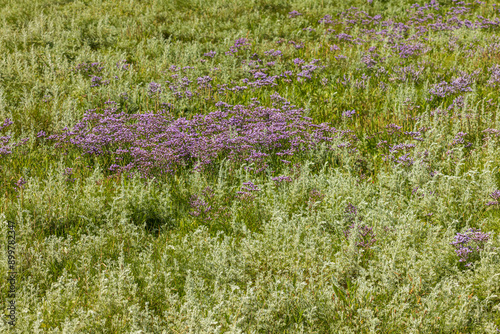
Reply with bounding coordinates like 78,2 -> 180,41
343,202 -> 376,251
342,110 -> 356,118
3,0 -> 500,331
51,97 -> 341,177
451,228 -> 490,268
0,118 -> 27,158
487,190 -> 500,206
13,177 -> 27,191
288,10 -> 302,18
225,38 -> 251,56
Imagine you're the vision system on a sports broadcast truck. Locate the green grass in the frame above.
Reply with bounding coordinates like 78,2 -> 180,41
1,0 -> 500,332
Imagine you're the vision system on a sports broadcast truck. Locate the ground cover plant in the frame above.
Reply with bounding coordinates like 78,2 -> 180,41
1,0 -> 500,332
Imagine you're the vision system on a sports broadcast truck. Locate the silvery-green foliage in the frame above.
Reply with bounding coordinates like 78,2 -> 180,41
1,0 -> 500,332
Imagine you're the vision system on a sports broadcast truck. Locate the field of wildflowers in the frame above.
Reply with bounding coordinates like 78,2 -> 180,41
1,0 -> 500,332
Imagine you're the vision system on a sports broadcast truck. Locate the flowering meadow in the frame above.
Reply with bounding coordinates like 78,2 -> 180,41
1,0 -> 500,332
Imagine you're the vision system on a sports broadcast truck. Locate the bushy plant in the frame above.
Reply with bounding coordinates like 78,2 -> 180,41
1,0 -> 500,332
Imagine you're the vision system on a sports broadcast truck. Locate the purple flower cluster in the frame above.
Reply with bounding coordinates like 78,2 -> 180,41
448,95 -> 465,110
62,167 -> 75,183
288,40 -> 304,49
90,76 -> 110,87
50,98 -> 341,177
148,82 -> 162,96
329,44 -> 340,51
197,76 -> 212,89
451,132 -> 467,146
0,118 -> 13,131
429,71 -> 478,98
116,60 -> 130,70
237,181 -> 261,201
361,54 -> 378,68
487,190 -> 500,206
451,228 -> 490,267
297,60 -> 323,81
0,118 -> 27,158
13,177 -> 27,192
486,65 -> 500,87
393,64 -> 424,82
272,175 -> 292,184
264,49 -> 282,57
293,58 -> 305,65
345,202 -> 358,217
225,38 -> 251,56
203,51 -> 216,58
189,195 -> 212,218
393,42 -> 428,58
380,142 -> 416,167
342,110 -> 356,118
344,217 -> 376,250
74,62 -> 104,74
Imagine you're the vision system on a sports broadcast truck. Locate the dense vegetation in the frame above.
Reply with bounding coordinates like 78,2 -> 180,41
1,0 -> 500,332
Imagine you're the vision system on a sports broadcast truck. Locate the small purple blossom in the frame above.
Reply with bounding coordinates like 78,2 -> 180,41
451,228 -> 490,267
189,195 -> 212,219
489,190 -> 500,200
293,58 -> 305,65
272,175 -> 292,184
226,38 -> 251,56
0,118 -> 13,131
148,82 -> 162,96
1,118 -> 27,158
342,110 -> 356,118
288,10 -> 302,18
237,181 -> 261,201
116,60 -> 130,70
203,51 -> 216,58
344,222 -> 376,250
63,168 -> 75,183
487,190 -> 500,206
345,202 -> 358,217
14,177 -> 27,191
264,49 -> 282,57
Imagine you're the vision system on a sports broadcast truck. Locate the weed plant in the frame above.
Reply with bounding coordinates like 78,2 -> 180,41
1,0 -> 500,332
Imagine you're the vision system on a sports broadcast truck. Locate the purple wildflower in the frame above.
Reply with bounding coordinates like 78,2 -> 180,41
226,38 -> 251,55
293,58 -> 305,65
344,222 -> 376,250
14,177 -> 27,191
272,175 -> 292,184
264,49 -> 282,57
487,190 -> 500,206
342,110 -> 356,118
148,82 -> 162,96
451,228 -> 490,267
203,51 -> 216,58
